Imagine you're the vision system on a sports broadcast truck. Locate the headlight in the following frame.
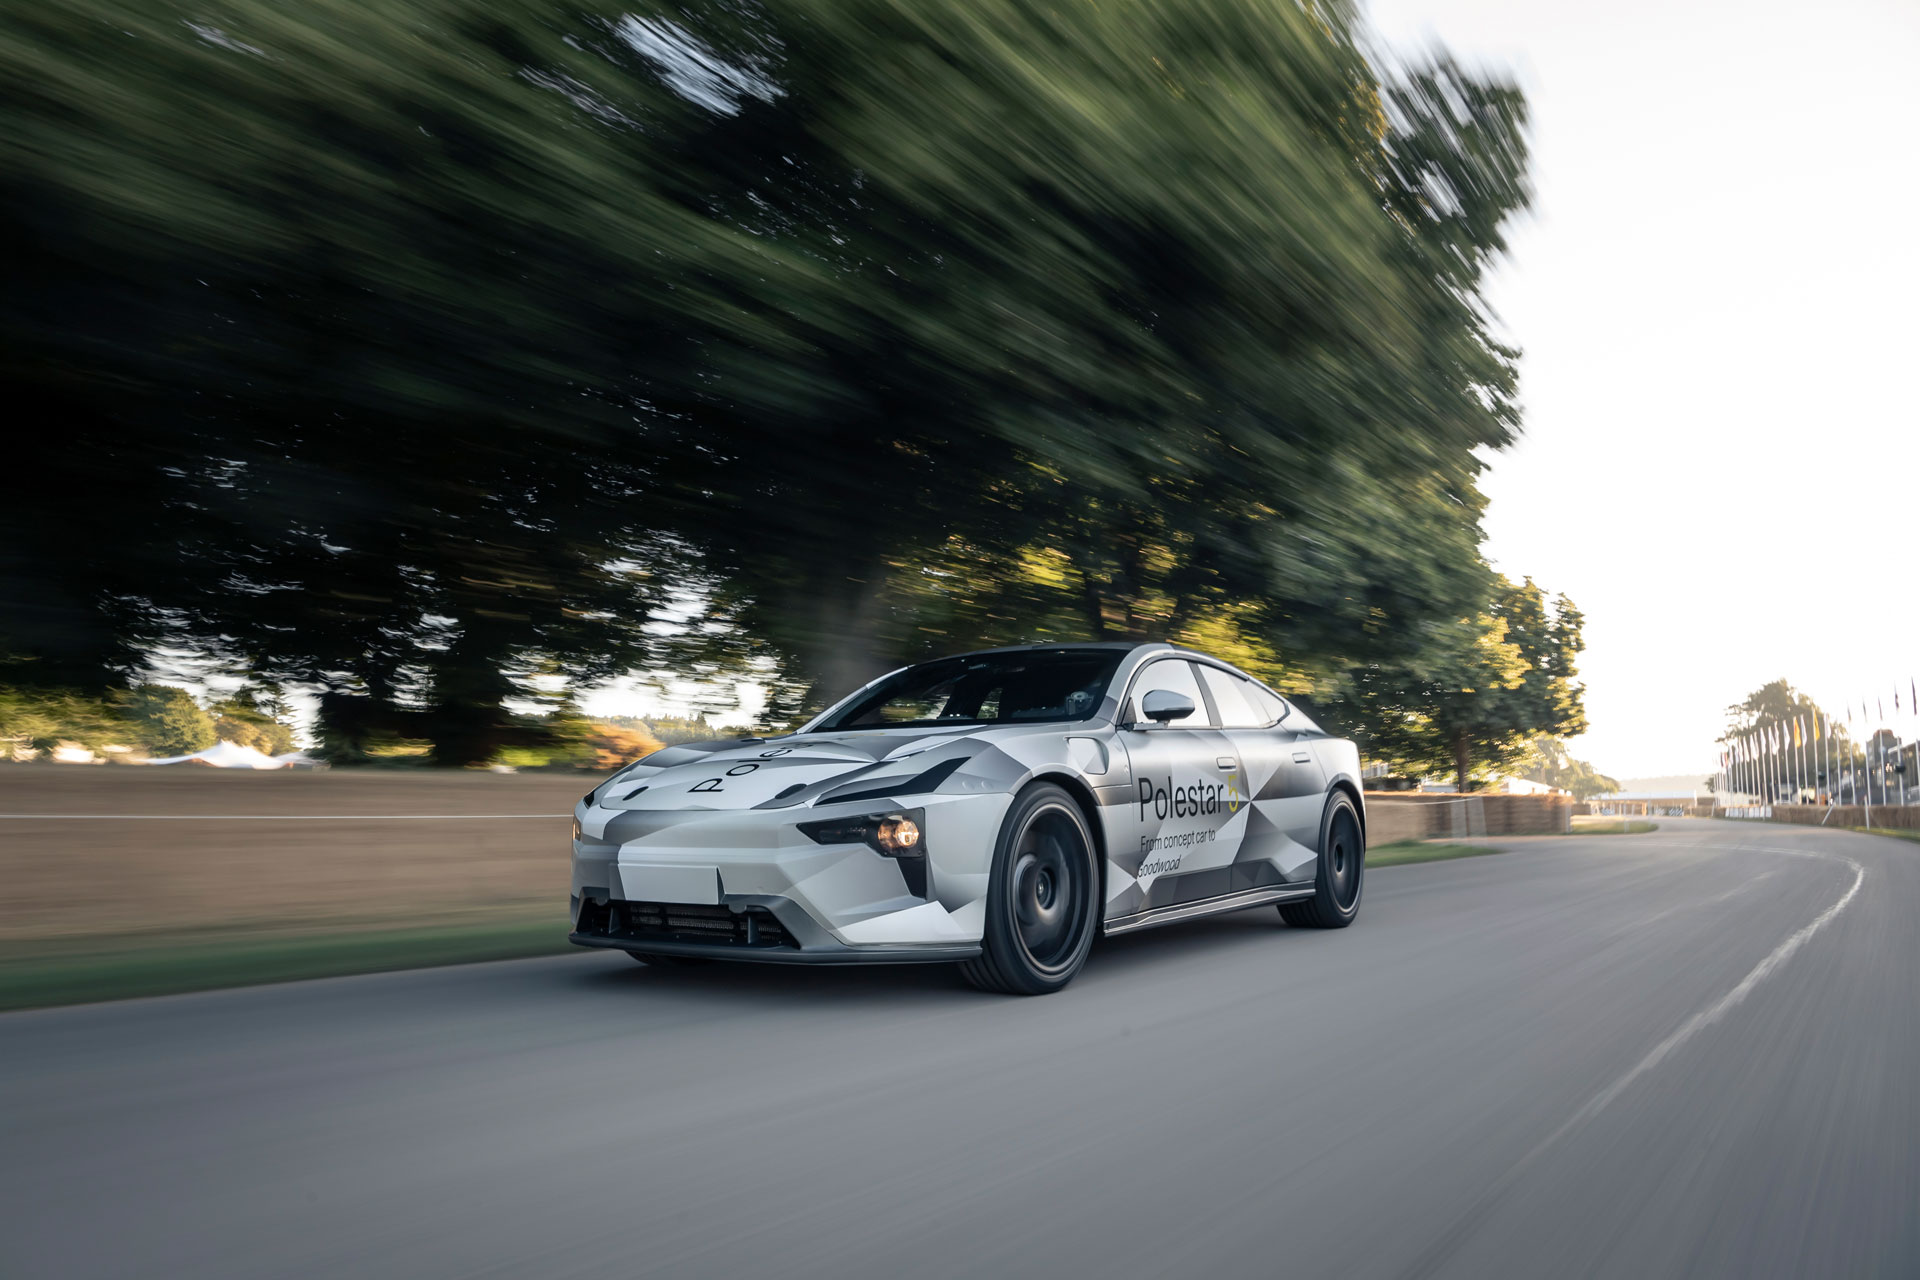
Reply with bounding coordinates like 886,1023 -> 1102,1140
799,808 -> 927,858
571,816 -> 582,842
876,815 -> 920,853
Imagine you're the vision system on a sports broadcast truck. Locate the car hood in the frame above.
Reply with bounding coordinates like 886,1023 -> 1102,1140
595,724 -> 998,812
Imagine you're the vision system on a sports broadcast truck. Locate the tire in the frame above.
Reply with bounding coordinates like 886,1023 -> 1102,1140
1280,791 -> 1364,929
625,951 -> 713,967
960,782 -> 1101,995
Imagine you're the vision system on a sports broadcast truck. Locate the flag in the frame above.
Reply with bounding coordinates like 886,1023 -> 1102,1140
1793,717 -> 1802,748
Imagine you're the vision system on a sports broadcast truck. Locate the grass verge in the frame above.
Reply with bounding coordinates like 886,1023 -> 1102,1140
1367,840 -> 1503,867
1568,819 -> 1659,835
0,916 -> 572,1013
1850,826 -> 1920,844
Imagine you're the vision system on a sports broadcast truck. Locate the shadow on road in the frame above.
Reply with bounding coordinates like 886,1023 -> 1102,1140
559,904 -> 1317,1003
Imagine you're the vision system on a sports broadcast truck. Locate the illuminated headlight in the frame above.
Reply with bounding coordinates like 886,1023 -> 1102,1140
799,808 -> 927,857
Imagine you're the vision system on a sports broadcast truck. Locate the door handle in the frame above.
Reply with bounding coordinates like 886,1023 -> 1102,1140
1293,751 -> 1312,763
1216,756 -> 1236,769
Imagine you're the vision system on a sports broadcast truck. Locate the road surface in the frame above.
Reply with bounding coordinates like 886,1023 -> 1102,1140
4,819 -> 1916,1278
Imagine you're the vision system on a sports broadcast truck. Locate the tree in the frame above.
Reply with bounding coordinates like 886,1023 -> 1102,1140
1519,737 -> 1620,800
125,685 -> 216,757
1330,577 -> 1586,791
211,696 -> 295,757
5,0 -> 1535,751
1720,680 -> 1845,798
650,0 -> 1531,712
0,687 -> 128,758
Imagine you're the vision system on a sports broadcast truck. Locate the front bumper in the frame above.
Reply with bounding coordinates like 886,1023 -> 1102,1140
569,892 -> 981,964
569,792 -> 1007,957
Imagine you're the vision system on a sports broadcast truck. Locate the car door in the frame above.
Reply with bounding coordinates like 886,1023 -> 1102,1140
1109,657 -> 1247,916
1196,666 -> 1327,884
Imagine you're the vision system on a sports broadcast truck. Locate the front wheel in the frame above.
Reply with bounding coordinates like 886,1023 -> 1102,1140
961,782 -> 1100,995
1280,792 -> 1363,929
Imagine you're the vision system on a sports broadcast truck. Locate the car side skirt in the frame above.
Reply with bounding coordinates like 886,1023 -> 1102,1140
1102,884 -> 1317,937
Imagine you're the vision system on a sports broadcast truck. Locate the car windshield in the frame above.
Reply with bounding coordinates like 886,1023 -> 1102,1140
811,649 -> 1126,731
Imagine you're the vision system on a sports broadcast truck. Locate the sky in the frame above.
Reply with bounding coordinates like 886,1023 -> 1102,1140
1365,0 -> 1920,778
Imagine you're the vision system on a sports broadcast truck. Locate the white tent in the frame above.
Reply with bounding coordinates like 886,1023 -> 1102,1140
269,751 -> 327,769
145,739 -> 286,769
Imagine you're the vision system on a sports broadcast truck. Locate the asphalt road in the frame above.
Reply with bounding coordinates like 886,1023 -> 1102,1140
5,819 -> 1916,1279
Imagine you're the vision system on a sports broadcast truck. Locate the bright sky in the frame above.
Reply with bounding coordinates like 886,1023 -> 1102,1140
1367,0 -> 1920,778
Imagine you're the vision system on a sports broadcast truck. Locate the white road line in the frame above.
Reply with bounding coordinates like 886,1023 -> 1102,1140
1538,844 -> 1863,1144
0,814 -> 568,821
1405,838 -> 1867,1277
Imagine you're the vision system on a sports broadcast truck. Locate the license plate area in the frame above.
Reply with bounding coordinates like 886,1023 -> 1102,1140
615,862 -> 721,905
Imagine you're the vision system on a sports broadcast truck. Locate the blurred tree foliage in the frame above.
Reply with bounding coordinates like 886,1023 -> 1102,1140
1721,680 -> 1855,792
1722,681 -> 1838,745
1518,736 -> 1619,800
3,0 -> 1554,766
211,694 -> 296,756
1328,577 -> 1586,790
0,687 -> 130,757
125,685 -> 219,757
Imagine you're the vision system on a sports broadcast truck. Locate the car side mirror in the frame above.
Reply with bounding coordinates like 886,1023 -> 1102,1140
1141,689 -> 1196,725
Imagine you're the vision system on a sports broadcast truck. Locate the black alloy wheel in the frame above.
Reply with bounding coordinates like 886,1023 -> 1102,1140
962,782 -> 1100,995
1280,791 -> 1364,929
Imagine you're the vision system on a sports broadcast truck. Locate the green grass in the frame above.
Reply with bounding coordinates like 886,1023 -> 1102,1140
1568,819 -> 1659,835
1850,827 -> 1920,844
0,916 -> 573,1013
1367,840 -> 1503,867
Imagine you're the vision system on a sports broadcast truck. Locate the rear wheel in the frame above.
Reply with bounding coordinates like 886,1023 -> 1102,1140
1280,792 -> 1363,929
961,782 -> 1100,995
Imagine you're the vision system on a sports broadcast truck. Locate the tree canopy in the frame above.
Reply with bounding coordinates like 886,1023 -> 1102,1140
3,0 -> 1559,769
1326,577 -> 1587,790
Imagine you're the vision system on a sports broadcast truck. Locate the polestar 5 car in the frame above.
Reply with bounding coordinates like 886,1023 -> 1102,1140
570,641 -> 1365,993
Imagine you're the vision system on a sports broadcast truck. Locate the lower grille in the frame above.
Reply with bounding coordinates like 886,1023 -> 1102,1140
575,898 -> 797,949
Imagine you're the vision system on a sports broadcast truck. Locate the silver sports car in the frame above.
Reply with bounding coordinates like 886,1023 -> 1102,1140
570,641 -> 1365,994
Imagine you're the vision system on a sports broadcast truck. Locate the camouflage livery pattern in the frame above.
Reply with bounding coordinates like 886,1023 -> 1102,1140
570,642 -> 1363,961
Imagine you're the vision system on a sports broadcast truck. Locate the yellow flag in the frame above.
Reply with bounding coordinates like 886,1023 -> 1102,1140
1793,717 -> 1803,747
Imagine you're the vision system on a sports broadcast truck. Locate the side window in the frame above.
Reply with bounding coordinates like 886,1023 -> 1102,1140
1246,683 -> 1289,725
1133,660 -> 1214,727
1198,666 -> 1269,728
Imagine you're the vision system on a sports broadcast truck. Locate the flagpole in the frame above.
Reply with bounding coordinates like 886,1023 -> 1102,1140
1759,725 -> 1769,811
1774,721 -> 1783,809
1876,697 -> 1887,810
1820,709 -> 1831,805
1767,722 -> 1779,811
1797,714 -> 1808,803
1897,688 -> 1908,809
1802,714 -> 1812,802
1863,701 -> 1873,827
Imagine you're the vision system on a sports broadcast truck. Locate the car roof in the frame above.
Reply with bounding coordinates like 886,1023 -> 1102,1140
937,640 -> 1171,658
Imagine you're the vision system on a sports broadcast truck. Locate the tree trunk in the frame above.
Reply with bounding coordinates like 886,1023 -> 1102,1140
1454,731 -> 1472,794
425,615 -> 523,767
1077,563 -> 1108,639
797,575 -> 892,717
